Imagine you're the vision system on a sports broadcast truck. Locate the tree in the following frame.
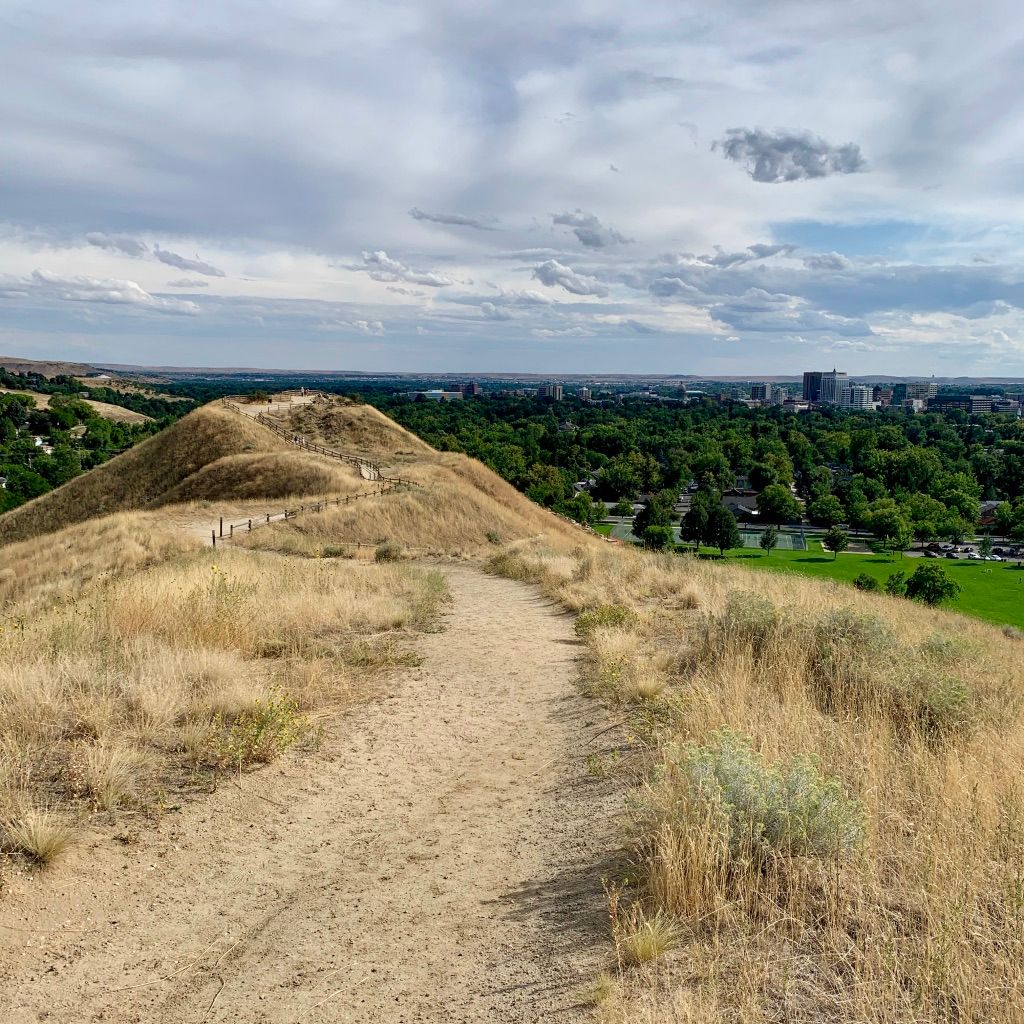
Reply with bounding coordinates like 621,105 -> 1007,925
823,527 -> 849,560
904,562 -> 961,606
759,525 -> 779,556
978,535 -> 994,558
885,523 -> 914,560
680,492 -> 716,549
808,494 -> 845,527
884,570 -> 907,596
611,499 -> 634,518
757,484 -> 801,525
642,525 -> 675,550
633,488 -> 677,544
706,505 -> 741,556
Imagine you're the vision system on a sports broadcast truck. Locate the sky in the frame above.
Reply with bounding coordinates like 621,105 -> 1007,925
2,1 -> 1024,375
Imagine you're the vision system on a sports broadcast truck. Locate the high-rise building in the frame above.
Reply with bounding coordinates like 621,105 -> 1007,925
927,395 -> 972,413
464,381 -> 482,396
750,382 -> 771,401
772,386 -> 787,405
872,385 -> 894,405
539,383 -> 564,400
819,370 -> 849,405
843,385 -> 872,409
802,371 -> 823,403
577,386 -> 592,400
971,395 -> 994,414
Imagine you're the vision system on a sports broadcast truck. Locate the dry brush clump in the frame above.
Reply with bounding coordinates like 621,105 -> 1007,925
489,540 -> 1024,1022
0,545 -> 447,877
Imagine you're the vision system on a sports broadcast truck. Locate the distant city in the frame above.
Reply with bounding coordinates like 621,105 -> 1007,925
406,370 -> 1024,416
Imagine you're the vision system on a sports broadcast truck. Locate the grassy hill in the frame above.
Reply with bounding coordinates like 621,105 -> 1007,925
0,403 -> 367,545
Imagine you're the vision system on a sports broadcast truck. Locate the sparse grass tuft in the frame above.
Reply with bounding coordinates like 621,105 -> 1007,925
614,906 -> 680,967
2,808 -> 76,867
374,540 -> 404,562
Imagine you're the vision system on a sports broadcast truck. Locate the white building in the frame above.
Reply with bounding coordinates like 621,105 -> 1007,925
842,385 -> 873,409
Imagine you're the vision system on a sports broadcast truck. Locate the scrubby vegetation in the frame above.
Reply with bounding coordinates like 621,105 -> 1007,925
0,541 -> 447,875
488,542 -> 1024,1021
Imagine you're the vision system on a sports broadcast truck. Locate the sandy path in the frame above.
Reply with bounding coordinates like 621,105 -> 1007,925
0,565 -> 616,1023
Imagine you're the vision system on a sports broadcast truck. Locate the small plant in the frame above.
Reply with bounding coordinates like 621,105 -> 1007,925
853,572 -> 880,592
614,907 -> 680,967
672,730 -> 864,863
484,551 -> 546,583
914,676 -> 975,740
2,808 -> 76,867
212,694 -> 304,768
320,544 -> 354,559
374,541 -> 404,562
575,604 -> 637,638
485,530 -> 503,545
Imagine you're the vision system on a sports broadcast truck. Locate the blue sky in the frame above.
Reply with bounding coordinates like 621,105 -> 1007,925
2,0 -> 1024,375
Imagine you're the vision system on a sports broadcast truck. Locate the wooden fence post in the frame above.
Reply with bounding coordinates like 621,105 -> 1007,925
248,519 -> 252,531
230,524 -> 234,538
219,516 -> 223,538
212,530 -> 217,547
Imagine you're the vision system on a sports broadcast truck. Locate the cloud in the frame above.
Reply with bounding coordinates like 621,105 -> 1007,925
714,128 -> 866,183
409,207 -> 496,231
321,318 -> 385,335
27,269 -> 198,314
359,250 -> 454,287
747,243 -> 797,259
85,232 -> 148,257
552,210 -> 630,248
153,247 -> 226,277
166,277 -> 210,288
803,252 -> 851,271
649,277 -> 706,301
480,301 -> 512,320
531,259 -> 609,297
692,243 -> 797,268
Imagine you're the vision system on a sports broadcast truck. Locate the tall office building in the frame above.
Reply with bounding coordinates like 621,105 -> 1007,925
750,382 -> 771,401
802,371 -> 823,402
577,386 -> 592,400
819,370 -> 849,405
843,385 -> 872,409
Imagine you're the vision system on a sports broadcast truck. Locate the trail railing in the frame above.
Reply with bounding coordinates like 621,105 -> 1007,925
209,481 -> 419,547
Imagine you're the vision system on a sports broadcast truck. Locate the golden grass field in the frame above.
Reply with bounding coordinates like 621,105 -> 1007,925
487,541 -> 1024,1022
0,533 -> 447,871
3,393 -> 1023,1021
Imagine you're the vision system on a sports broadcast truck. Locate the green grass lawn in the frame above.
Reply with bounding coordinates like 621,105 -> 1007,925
712,541 -> 1024,630
592,522 -> 614,536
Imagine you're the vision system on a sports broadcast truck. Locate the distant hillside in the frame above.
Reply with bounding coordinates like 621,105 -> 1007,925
0,403 -> 366,545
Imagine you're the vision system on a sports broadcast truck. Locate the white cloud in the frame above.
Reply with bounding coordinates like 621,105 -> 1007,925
153,248 -> 225,277
359,251 -> 454,288
26,269 -> 198,314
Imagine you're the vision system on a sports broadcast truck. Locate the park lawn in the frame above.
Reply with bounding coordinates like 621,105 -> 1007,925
715,540 -> 1024,630
592,522 -> 614,536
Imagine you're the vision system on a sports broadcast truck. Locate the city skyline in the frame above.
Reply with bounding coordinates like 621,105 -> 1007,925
3,2 -> 1024,374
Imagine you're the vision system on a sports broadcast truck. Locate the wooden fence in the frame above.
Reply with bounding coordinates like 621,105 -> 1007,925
209,483 -> 409,547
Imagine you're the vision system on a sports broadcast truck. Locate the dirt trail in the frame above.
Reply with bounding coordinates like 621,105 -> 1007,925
1,565 -> 617,1023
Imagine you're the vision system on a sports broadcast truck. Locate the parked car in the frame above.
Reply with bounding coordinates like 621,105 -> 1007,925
924,550 -> 939,558
994,547 -> 1006,555
945,551 -> 961,559
967,551 -> 982,560
987,554 -> 1004,562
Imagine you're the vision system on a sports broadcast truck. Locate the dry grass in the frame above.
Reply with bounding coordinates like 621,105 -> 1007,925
489,542 -> 1024,1022
0,388 -> 152,423
0,511 -> 198,614
0,404 -> 357,545
0,545 -> 448,879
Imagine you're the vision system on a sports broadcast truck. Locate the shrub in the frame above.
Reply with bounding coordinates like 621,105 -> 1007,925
374,541 -> 404,562
575,604 -> 638,638
905,562 -> 961,605
853,572 -> 880,592
614,909 -> 680,967
484,551 -> 546,583
485,530 -> 503,545
212,694 -> 304,767
704,591 -> 781,659
884,570 -> 907,596
808,608 -> 897,714
320,544 -> 354,559
914,676 -> 974,740
671,730 -> 864,863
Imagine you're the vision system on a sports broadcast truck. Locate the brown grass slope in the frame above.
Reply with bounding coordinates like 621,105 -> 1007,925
240,402 -> 595,557
0,404 -> 363,546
